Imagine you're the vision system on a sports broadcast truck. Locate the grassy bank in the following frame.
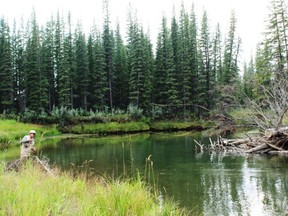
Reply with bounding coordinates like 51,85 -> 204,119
65,122 -> 150,134
0,162 -> 187,215
61,120 -> 211,135
150,120 -> 211,131
0,119 -> 60,148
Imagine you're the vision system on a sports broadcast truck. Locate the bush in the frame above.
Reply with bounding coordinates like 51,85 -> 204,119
127,104 -> 143,120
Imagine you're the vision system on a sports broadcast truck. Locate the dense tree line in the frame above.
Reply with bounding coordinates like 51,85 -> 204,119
0,2 -> 241,118
243,0 -> 288,101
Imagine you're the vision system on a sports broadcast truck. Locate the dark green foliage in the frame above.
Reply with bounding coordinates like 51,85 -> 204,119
222,11 -> 240,84
113,23 -> 129,109
126,8 -> 153,111
243,58 -> 256,98
103,0 -> 114,112
0,2 -> 244,120
23,11 -> 43,112
0,18 -> 13,113
39,19 -> 54,111
74,24 -> 89,110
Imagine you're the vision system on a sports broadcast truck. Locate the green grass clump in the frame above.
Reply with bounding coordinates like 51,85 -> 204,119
69,122 -> 150,134
0,119 -> 61,148
0,162 -> 187,215
150,120 -> 209,131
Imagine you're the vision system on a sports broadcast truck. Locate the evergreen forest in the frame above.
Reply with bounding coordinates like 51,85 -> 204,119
0,0 -> 287,121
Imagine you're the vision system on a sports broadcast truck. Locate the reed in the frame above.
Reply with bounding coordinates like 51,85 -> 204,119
0,161 -> 187,215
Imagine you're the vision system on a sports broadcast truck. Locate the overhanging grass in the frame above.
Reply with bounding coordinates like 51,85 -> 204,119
0,119 -> 61,147
69,122 -> 150,134
0,163 -> 187,215
150,120 -> 212,131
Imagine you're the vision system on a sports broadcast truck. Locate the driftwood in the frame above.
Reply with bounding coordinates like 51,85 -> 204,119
206,127 -> 288,155
5,156 -> 54,176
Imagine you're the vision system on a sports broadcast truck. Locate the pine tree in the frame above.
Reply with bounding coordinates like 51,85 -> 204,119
0,18 -> 13,113
113,23 -> 128,109
23,11 -> 42,112
74,23 -> 89,110
93,30 -> 107,110
212,23 -> 222,83
126,6 -> 154,111
178,4 -> 192,115
170,10 -> 182,112
40,19 -> 55,111
154,16 -> 177,107
265,0 -> 288,76
54,11 -> 64,108
154,17 -> 169,105
103,0 -> 114,112
198,10 -> 213,109
139,29 -> 154,112
59,13 -> 75,108
253,42 -> 273,100
11,18 -> 26,112
222,10 -> 241,84
188,4 -> 199,110
243,57 -> 256,98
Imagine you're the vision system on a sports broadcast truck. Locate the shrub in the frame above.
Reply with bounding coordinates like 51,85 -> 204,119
127,104 -> 143,120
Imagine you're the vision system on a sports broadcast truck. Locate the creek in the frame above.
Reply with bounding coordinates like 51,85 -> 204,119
41,132 -> 288,215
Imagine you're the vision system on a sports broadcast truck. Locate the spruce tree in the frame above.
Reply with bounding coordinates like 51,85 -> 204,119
127,8 -> 153,110
103,0 -> 114,112
59,13 -> 75,108
11,18 -> 26,112
40,19 -> 55,111
189,4 -> 199,111
0,18 -> 13,113
265,0 -> 288,76
74,23 -> 89,110
222,10 -> 240,84
113,23 -> 129,109
154,16 -> 177,108
178,4 -> 192,115
93,30 -> 107,110
23,11 -> 42,112
198,11 -> 212,109
243,57 -> 256,99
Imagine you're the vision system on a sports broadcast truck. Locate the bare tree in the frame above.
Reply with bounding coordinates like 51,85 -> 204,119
244,71 -> 288,132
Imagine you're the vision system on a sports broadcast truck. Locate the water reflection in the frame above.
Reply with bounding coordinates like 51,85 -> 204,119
41,133 -> 288,215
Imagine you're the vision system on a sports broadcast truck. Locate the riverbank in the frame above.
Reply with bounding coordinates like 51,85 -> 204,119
0,119 -> 60,148
0,119 -> 213,148
59,120 -> 211,134
0,162 -> 187,215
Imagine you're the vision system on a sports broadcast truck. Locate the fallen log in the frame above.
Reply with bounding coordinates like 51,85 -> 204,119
268,151 -> 288,156
245,143 -> 269,153
200,127 -> 288,155
266,143 -> 285,151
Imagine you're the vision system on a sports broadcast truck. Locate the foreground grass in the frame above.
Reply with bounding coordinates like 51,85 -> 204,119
0,119 -> 60,147
0,162 -> 187,215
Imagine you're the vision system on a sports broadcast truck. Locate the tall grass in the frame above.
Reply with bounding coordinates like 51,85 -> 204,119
0,162 -> 187,215
0,119 -> 60,148
69,122 -> 150,134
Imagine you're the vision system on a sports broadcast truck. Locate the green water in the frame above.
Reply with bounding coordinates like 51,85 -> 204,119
41,132 -> 288,215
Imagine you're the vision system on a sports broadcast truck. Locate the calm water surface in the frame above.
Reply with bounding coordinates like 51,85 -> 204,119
42,132 -> 288,215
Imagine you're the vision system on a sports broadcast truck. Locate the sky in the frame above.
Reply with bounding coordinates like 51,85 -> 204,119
1,0 -> 272,65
